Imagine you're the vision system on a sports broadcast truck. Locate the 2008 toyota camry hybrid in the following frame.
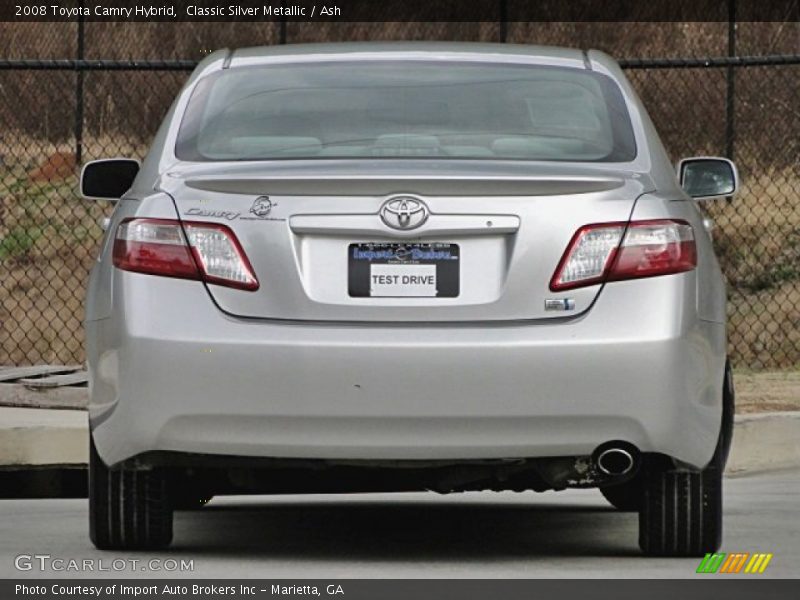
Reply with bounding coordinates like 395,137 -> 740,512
81,43 -> 739,556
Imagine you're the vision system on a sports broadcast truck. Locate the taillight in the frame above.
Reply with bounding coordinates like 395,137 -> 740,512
113,218 -> 259,291
550,219 -> 696,291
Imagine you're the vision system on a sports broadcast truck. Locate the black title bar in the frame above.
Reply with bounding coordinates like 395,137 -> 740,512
3,0 -> 800,22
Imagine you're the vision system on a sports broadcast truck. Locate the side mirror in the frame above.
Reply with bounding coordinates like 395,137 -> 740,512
80,158 -> 140,200
677,157 -> 739,200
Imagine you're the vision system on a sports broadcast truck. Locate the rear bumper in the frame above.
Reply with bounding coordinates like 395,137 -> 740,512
87,272 -> 726,469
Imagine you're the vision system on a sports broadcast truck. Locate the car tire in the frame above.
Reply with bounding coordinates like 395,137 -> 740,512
638,360 -> 734,557
600,473 -> 643,512
89,436 -> 173,550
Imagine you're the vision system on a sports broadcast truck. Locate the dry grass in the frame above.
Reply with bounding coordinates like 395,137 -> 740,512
701,167 -> 800,368
729,282 -> 800,370
0,135 -> 153,170
0,167 -> 110,365
709,171 -> 800,280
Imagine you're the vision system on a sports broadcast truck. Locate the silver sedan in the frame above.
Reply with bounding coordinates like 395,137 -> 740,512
81,42 -> 738,556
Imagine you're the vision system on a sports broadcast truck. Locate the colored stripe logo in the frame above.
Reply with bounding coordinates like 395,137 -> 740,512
697,552 -> 773,574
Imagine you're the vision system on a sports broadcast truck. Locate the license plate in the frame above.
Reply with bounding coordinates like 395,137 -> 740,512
348,242 -> 460,298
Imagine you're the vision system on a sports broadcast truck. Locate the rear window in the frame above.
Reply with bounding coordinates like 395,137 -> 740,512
176,61 -> 637,163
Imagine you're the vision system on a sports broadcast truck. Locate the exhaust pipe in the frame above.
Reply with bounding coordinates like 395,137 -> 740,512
593,443 -> 639,476
596,448 -> 634,475
533,443 -> 641,489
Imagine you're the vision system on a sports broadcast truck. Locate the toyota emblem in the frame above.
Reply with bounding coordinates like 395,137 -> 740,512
380,196 -> 429,230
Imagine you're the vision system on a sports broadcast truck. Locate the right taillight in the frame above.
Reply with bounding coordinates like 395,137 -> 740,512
113,218 -> 259,291
550,219 -> 696,291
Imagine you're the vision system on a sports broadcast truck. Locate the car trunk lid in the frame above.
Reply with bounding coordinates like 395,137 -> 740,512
161,160 -> 653,322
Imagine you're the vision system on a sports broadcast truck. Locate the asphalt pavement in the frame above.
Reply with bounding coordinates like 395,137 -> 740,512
1,469 -> 797,578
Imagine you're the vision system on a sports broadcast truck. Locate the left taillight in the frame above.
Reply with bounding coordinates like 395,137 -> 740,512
113,218 -> 259,291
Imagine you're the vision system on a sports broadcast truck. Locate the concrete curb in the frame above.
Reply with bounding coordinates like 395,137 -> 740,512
1,406 -> 798,474
727,411 -> 800,475
0,406 -> 88,467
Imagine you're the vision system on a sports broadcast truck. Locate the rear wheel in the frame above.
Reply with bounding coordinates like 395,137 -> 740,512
89,437 -> 173,550
638,455 -> 722,556
638,360 -> 733,557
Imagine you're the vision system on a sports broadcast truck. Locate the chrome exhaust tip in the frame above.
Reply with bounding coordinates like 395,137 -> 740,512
596,447 -> 635,476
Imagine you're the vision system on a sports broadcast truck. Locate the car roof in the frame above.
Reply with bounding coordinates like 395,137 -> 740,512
226,41 -> 590,70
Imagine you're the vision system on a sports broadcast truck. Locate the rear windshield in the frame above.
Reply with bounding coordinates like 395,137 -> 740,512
176,61 -> 637,162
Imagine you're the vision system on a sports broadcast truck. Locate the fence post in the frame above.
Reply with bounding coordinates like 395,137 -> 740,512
725,0 -> 736,161
499,0 -> 508,43
75,0 -> 85,165
279,0 -> 287,44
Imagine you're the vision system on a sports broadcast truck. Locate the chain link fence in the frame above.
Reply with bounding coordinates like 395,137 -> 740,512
0,22 -> 799,369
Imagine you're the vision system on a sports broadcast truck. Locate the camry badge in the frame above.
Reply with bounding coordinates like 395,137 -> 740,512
380,196 -> 429,230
